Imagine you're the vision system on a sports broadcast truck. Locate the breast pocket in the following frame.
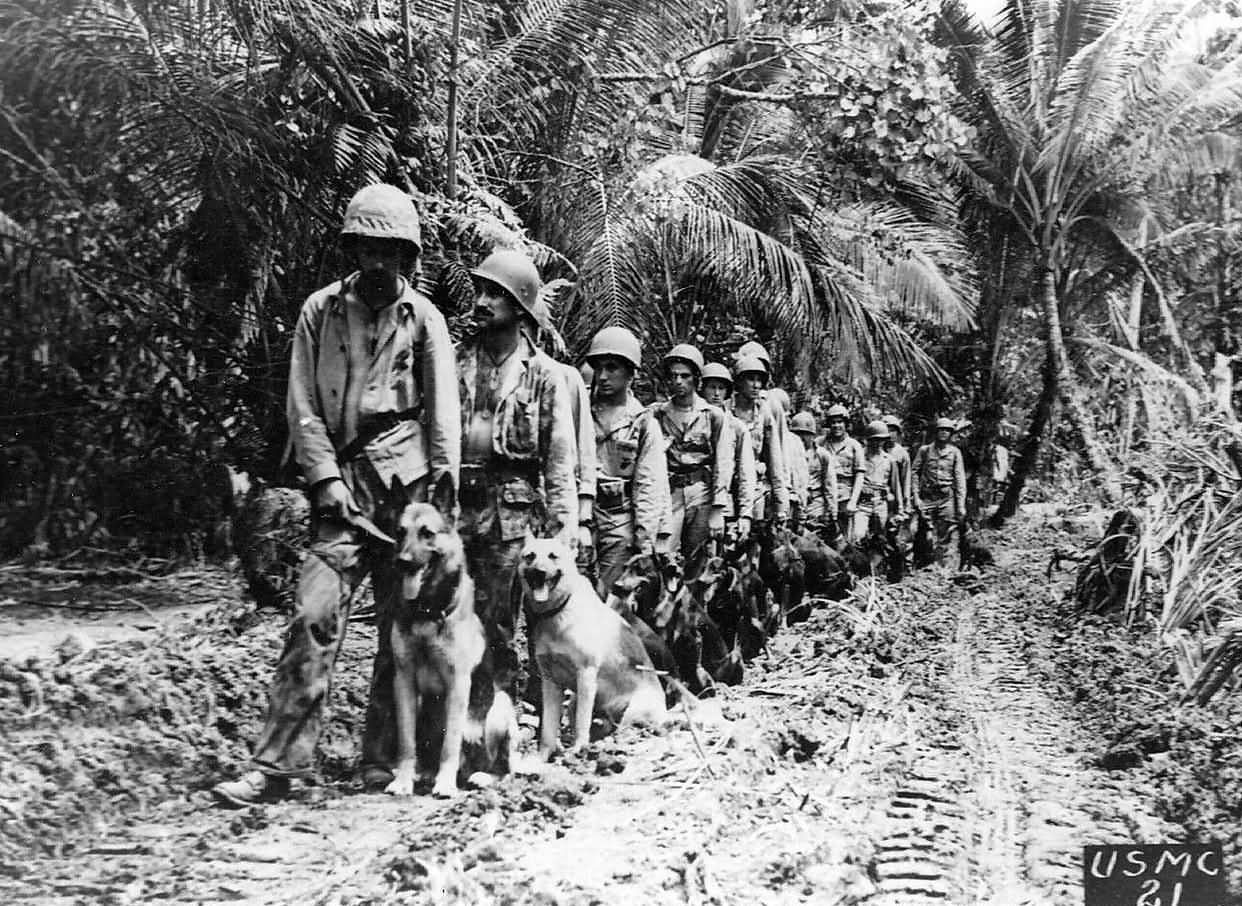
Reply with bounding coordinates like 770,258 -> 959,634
614,437 -> 638,478
499,390 -> 539,459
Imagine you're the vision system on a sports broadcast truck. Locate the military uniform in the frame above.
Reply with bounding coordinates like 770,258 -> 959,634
803,444 -> 837,532
729,392 -> 790,526
592,394 -> 671,593
853,447 -> 902,542
823,435 -> 865,542
654,396 -> 734,560
457,333 -> 578,693
556,359 -> 597,577
912,440 -> 967,569
253,271 -> 459,779
726,415 -> 758,530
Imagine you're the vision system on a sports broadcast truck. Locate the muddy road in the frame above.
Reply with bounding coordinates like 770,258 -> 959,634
0,515 -> 1228,905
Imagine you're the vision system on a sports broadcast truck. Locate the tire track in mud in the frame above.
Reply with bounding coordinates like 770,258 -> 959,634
864,564 -> 1177,906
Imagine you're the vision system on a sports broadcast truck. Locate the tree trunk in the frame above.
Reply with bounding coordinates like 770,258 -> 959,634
1040,268 -> 1122,505
990,356 -> 1057,526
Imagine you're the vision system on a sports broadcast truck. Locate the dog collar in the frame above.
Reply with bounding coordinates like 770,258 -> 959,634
526,595 -> 570,626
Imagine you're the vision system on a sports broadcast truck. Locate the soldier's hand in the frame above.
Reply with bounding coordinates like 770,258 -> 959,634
736,516 -> 752,540
708,507 -> 726,539
313,478 -> 358,520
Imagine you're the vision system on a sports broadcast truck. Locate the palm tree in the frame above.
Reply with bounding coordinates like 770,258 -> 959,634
937,0 -> 1242,520
513,2 -> 978,390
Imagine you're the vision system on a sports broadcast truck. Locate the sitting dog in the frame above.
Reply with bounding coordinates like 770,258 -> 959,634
604,563 -> 679,704
387,475 -> 517,798
518,533 -> 666,760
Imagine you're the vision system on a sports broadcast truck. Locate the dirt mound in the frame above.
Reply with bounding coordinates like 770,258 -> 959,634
0,568 -> 373,861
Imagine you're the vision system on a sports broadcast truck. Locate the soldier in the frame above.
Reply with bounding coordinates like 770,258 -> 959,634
212,184 -> 460,806
729,356 -> 790,535
735,342 -> 796,516
854,420 -> 904,543
821,403 -> 865,544
457,249 -> 578,698
584,327 -> 672,594
653,344 -> 734,560
700,362 -> 757,542
911,417 -> 968,570
789,412 -> 836,538
883,414 -> 912,512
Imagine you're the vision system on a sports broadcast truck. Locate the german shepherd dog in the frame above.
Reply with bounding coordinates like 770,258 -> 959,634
517,533 -> 666,760
387,475 -> 517,798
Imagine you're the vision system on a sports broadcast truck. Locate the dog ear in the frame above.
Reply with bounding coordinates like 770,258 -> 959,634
431,471 -> 456,518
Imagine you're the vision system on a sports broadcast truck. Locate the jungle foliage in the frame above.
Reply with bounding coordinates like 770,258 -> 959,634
2,0 -> 1242,555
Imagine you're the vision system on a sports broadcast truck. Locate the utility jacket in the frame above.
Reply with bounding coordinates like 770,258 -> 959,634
859,448 -> 904,513
911,442 -> 967,518
456,335 -> 578,538
727,415 -> 758,521
591,393 -> 671,545
805,445 -> 837,515
557,360 -> 597,504
287,274 -> 460,491
728,392 -> 791,520
653,395 -> 734,510
822,436 -> 866,504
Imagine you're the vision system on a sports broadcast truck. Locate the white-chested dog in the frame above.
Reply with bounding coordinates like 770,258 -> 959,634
517,532 -> 666,760
387,475 -> 517,798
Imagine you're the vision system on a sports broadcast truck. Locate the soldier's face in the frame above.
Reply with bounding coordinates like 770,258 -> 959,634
700,379 -> 730,406
592,356 -> 632,398
665,364 -> 697,402
473,281 -> 520,331
827,417 -> 846,439
936,429 -> 952,443
353,237 -> 406,302
736,372 -> 766,401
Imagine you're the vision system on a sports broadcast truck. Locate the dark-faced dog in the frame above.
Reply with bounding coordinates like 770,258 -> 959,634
721,536 -> 777,658
791,527 -> 851,600
517,535 -> 665,760
388,475 -> 516,798
759,527 -> 808,625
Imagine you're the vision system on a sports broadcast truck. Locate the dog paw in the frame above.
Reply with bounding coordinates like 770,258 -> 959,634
430,779 -> 458,799
513,755 -> 551,776
385,776 -> 416,797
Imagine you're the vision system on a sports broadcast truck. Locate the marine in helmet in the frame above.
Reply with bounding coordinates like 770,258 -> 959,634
789,412 -> 837,537
457,248 -> 578,703
700,362 -> 758,542
820,403 -> 866,545
730,343 -> 795,530
585,327 -> 672,593
853,420 -> 904,544
653,344 -> 734,561
213,183 -> 461,806
727,354 -> 790,535
911,417 -> 967,570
